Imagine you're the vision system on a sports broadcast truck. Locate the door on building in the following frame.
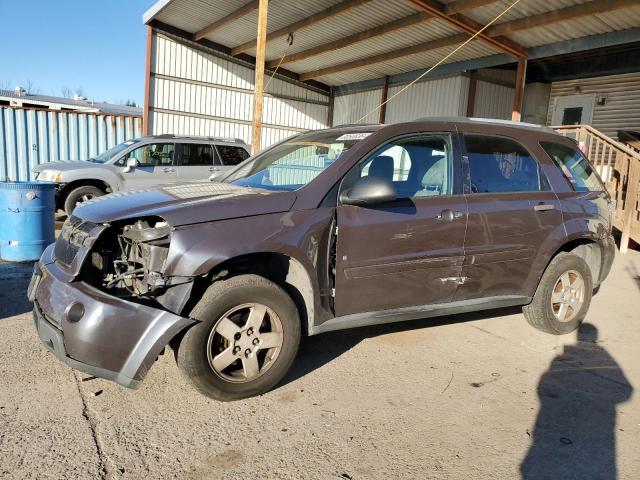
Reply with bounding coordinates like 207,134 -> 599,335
551,94 -> 596,126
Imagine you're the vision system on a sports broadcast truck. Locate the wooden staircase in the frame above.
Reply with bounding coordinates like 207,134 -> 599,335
553,124 -> 640,253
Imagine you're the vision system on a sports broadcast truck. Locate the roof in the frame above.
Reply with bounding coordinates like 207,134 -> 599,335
0,89 -> 143,116
143,0 -> 640,88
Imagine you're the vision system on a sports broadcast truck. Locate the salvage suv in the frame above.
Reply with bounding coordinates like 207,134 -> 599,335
32,135 -> 250,215
29,118 -> 615,401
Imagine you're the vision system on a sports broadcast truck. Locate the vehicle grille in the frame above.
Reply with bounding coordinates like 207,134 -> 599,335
54,216 -> 97,266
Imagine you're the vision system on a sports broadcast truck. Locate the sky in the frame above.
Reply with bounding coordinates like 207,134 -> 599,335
0,0 -> 157,106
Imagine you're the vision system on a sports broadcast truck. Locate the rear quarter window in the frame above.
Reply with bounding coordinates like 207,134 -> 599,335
540,142 -> 603,192
217,145 -> 250,166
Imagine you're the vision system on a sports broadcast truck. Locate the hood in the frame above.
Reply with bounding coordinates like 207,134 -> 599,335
73,182 -> 297,226
32,160 -> 97,173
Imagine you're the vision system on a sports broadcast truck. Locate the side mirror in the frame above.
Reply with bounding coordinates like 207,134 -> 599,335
340,176 -> 397,206
122,157 -> 137,173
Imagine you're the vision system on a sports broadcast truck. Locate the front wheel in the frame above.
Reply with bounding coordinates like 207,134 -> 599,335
63,185 -> 104,215
523,252 -> 593,335
176,274 -> 301,401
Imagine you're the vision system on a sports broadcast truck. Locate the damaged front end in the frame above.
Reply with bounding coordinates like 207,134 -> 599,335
82,217 -> 195,315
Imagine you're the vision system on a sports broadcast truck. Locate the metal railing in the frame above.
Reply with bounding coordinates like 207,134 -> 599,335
553,124 -> 640,253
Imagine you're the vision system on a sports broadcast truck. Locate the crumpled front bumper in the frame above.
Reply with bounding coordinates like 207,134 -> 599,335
29,244 -> 195,388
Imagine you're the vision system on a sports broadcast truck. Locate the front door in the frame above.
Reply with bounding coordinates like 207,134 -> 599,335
552,94 -> 596,126
455,134 -> 564,301
120,142 -> 177,190
334,133 -> 467,317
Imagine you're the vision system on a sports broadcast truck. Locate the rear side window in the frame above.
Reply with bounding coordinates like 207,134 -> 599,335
465,135 -> 548,193
177,144 -> 215,166
540,142 -> 603,192
217,145 -> 250,166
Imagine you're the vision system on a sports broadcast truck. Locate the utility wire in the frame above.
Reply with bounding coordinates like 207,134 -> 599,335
357,0 -> 524,124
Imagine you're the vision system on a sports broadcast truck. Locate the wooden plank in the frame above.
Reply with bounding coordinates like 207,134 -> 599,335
194,1 -> 259,41
379,76 -> 390,124
512,58 -> 527,121
445,0 -> 501,14
251,0 -> 269,155
232,0 -> 373,56
299,33 -> 468,81
406,0 -> 527,58
620,155 -> 640,254
487,0 -> 639,37
143,26 -> 153,136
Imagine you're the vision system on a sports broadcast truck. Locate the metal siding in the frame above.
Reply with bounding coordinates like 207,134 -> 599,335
547,72 -> 640,138
385,75 -> 469,123
332,88 -> 383,126
473,81 -> 514,120
149,33 -> 329,148
0,107 -> 142,181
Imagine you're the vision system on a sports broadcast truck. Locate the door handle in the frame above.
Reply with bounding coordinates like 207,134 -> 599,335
534,203 -> 555,212
209,167 -> 221,172
436,209 -> 464,222
161,167 -> 175,173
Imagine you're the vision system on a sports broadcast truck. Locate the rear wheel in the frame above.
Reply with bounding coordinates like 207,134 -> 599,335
63,185 -> 104,215
523,252 -> 592,335
176,274 -> 301,401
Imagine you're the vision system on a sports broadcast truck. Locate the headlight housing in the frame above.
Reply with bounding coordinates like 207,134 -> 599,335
36,169 -> 63,182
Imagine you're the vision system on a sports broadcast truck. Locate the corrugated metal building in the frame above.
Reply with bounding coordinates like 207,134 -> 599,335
0,107 -> 142,181
142,0 -> 640,152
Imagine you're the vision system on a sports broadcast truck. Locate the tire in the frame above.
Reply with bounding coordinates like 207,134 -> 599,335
63,185 -> 104,215
523,252 -> 593,335
176,274 -> 301,401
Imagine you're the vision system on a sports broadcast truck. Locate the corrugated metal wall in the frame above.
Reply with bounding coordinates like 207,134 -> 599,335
332,75 -> 469,126
0,107 -> 142,181
332,88 -> 383,125
149,32 -> 330,147
548,72 -> 640,138
385,75 -> 469,123
473,81 -> 514,120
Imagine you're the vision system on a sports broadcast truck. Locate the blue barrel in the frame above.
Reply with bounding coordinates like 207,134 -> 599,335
0,182 -> 56,262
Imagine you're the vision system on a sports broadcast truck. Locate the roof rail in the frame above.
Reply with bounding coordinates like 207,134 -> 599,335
412,116 -> 556,133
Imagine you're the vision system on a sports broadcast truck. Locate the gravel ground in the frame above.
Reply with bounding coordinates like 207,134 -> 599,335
0,250 -> 639,479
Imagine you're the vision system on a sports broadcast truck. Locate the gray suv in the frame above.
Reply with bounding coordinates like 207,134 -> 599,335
32,135 -> 250,214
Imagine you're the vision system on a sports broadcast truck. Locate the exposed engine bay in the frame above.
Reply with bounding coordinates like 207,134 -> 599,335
83,218 -> 194,312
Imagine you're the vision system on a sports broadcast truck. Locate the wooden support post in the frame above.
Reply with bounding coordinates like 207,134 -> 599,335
379,76 -> 390,124
466,70 -> 478,117
620,156 -> 640,254
512,57 -> 527,122
143,25 -> 153,136
327,87 -> 334,127
251,0 -> 269,155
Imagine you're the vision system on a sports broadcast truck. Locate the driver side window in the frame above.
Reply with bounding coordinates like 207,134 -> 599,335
342,134 -> 453,199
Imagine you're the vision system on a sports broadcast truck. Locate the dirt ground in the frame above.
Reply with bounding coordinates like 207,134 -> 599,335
0,250 -> 639,480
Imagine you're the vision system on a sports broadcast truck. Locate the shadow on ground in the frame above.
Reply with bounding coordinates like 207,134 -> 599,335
521,323 -> 633,479
0,262 -> 34,319
282,306 -> 522,387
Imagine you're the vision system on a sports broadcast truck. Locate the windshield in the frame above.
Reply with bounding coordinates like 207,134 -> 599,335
225,131 -> 373,191
91,140 -> 139,163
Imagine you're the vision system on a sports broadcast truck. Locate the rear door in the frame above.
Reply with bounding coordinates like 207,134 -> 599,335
176,143 -> 218,182
455,133 -> 563,301
120,142 -> 177,190
334,133 -> 468,317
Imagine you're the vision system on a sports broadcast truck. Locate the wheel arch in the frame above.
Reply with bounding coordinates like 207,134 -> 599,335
58,179 -> 111,210
181,251 -> 316,337
538,236 -> 602,292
